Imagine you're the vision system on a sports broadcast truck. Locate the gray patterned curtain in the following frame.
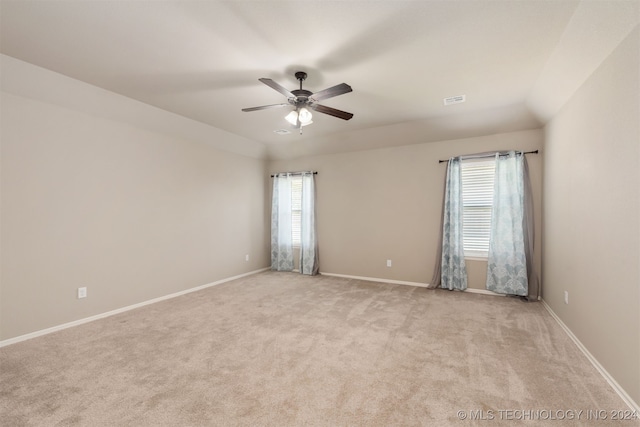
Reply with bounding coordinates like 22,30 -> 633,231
522,157 -> 539,301
486,151 -> 527,295
486,152 -> 538,300
438,158 -> 468,290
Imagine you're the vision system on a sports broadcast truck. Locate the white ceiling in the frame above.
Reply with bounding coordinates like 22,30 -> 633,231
1,1 -> 638,159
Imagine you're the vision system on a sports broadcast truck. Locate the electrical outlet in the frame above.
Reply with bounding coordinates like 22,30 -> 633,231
78,287 -> 87,299
245,254 -> 250,262
386,259 -> 392,267
564,291 -> 569,305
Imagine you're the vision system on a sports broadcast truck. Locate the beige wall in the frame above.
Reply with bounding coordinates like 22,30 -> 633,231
269,129 -> 543,289
543,28 -> 640,404
1,66 -> 270,341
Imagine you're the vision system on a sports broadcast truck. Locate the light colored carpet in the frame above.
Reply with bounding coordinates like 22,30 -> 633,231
0,271 -> 632,426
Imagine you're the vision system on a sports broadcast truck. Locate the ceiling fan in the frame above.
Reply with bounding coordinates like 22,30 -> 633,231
242,71 -> 353,131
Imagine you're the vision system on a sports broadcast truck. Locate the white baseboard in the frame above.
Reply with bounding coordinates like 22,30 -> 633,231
541,300 -> 639,413
0,267 -> 270,348
319,271 -> 505,297
320,272 -> 432,288
463,288 -> 506,297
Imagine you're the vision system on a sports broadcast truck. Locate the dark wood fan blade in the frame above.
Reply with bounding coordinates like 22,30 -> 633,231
311,104 -> 354,120
242,103 -> 290,112
310,83 -> 352,101
259,78 -> 295,98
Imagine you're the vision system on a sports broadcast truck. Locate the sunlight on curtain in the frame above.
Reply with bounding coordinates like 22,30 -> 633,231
271,174 -> 294,271
441,158 -> 468,290
299,172 -> 319,275
486,151 -> 528,296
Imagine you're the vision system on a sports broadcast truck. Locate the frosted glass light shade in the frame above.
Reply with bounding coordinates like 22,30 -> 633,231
284,110 -> 298,125
298,107 -> 312,124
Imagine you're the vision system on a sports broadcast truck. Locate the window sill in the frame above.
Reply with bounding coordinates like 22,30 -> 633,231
464,256 -> 488,262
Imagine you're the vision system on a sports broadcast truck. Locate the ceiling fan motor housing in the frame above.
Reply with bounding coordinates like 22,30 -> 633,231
290,89 -> 313,107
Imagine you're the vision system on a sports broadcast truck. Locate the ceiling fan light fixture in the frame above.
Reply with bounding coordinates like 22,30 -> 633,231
298,107 -> 313,124
285,110 -> 298,125
300,120 -> 313,127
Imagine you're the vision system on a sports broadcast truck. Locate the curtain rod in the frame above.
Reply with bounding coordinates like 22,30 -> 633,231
270,171 -> 318,178
438,150 -> 539,163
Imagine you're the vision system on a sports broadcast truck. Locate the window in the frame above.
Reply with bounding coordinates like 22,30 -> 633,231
461,159 -> 495,258
291,175 -> 302,246
271,171 -> 318,275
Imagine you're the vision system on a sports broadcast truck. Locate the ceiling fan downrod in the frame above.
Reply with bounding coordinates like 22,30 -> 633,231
295,71 -> 307,90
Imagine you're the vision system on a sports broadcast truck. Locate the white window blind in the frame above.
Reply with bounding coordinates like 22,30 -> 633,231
461,159 -> 495,257
291,176 -> 302,246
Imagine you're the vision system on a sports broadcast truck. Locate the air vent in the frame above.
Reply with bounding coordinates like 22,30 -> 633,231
443,95 -> 466,106
273,129 -> 291,135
